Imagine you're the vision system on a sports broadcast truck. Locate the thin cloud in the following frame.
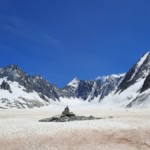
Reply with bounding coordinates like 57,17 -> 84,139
0,14 -> 60,48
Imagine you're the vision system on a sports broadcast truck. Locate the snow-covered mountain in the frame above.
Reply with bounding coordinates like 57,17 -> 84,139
1,51 -> 150,109
100,51 -> 150,108
0,65 -> 61,108
0,65 -> 124,109
60,74 -> 124,101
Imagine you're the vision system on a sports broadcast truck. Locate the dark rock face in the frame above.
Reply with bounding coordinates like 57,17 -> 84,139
0,81 -> 12,93
31,75 -> 60,101
76,80 -> 95,100
39,106 -> 101,122
60,86 -> 76,98
61,75 -> 124,102
95,76 -> 124,101
141,74 -> 150,93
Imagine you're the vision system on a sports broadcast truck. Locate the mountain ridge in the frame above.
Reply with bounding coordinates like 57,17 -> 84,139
1,51 -> 150,108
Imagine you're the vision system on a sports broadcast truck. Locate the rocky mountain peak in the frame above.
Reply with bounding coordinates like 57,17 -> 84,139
8,64 -> 21,71
67,77 -> 80,89
0,64 -> 27,81
116,51 -> 150,93
5,64 -> 24,74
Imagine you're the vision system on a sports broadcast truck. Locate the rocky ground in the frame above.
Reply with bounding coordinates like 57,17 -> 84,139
0,106 -> 150,150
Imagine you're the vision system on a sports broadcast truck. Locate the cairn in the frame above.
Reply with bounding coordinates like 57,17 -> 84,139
39,106 -> 101,122
61,106 -> 75,117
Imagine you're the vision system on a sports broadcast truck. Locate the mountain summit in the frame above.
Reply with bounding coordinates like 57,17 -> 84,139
67,77 -> 80,89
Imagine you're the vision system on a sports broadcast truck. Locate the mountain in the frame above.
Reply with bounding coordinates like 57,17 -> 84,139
1,51 -> 150,109
100,51 -> 150,108
0,65 -> 60,108
60,74 -> 124,101
117,52 -> 150,93
0,65 -> 124,108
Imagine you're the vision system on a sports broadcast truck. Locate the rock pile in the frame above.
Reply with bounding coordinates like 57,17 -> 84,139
39,106 -> 101,122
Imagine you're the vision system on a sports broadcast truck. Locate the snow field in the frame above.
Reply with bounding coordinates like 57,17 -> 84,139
0,107 -> 150,150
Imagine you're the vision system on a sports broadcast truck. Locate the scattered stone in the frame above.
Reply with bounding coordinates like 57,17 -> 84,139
39,106 -> 101,122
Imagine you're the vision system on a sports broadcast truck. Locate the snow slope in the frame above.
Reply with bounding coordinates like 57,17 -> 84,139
99,78 -> 146,108
0,78 -> 50,109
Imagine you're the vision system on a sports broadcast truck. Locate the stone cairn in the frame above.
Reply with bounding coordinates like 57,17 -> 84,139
62,106 -> 75,117
39,106 -> 101,122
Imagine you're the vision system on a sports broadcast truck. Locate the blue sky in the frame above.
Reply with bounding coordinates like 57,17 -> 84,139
0,0 -> 150,87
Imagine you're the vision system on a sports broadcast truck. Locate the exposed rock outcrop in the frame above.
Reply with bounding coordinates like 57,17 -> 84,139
0,81 -> 12,93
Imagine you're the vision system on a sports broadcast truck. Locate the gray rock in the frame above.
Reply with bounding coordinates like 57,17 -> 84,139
39,107 -> 101,122
0,81 -> 12,93
62,106 -> 76,117
141,73 -> 150,93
